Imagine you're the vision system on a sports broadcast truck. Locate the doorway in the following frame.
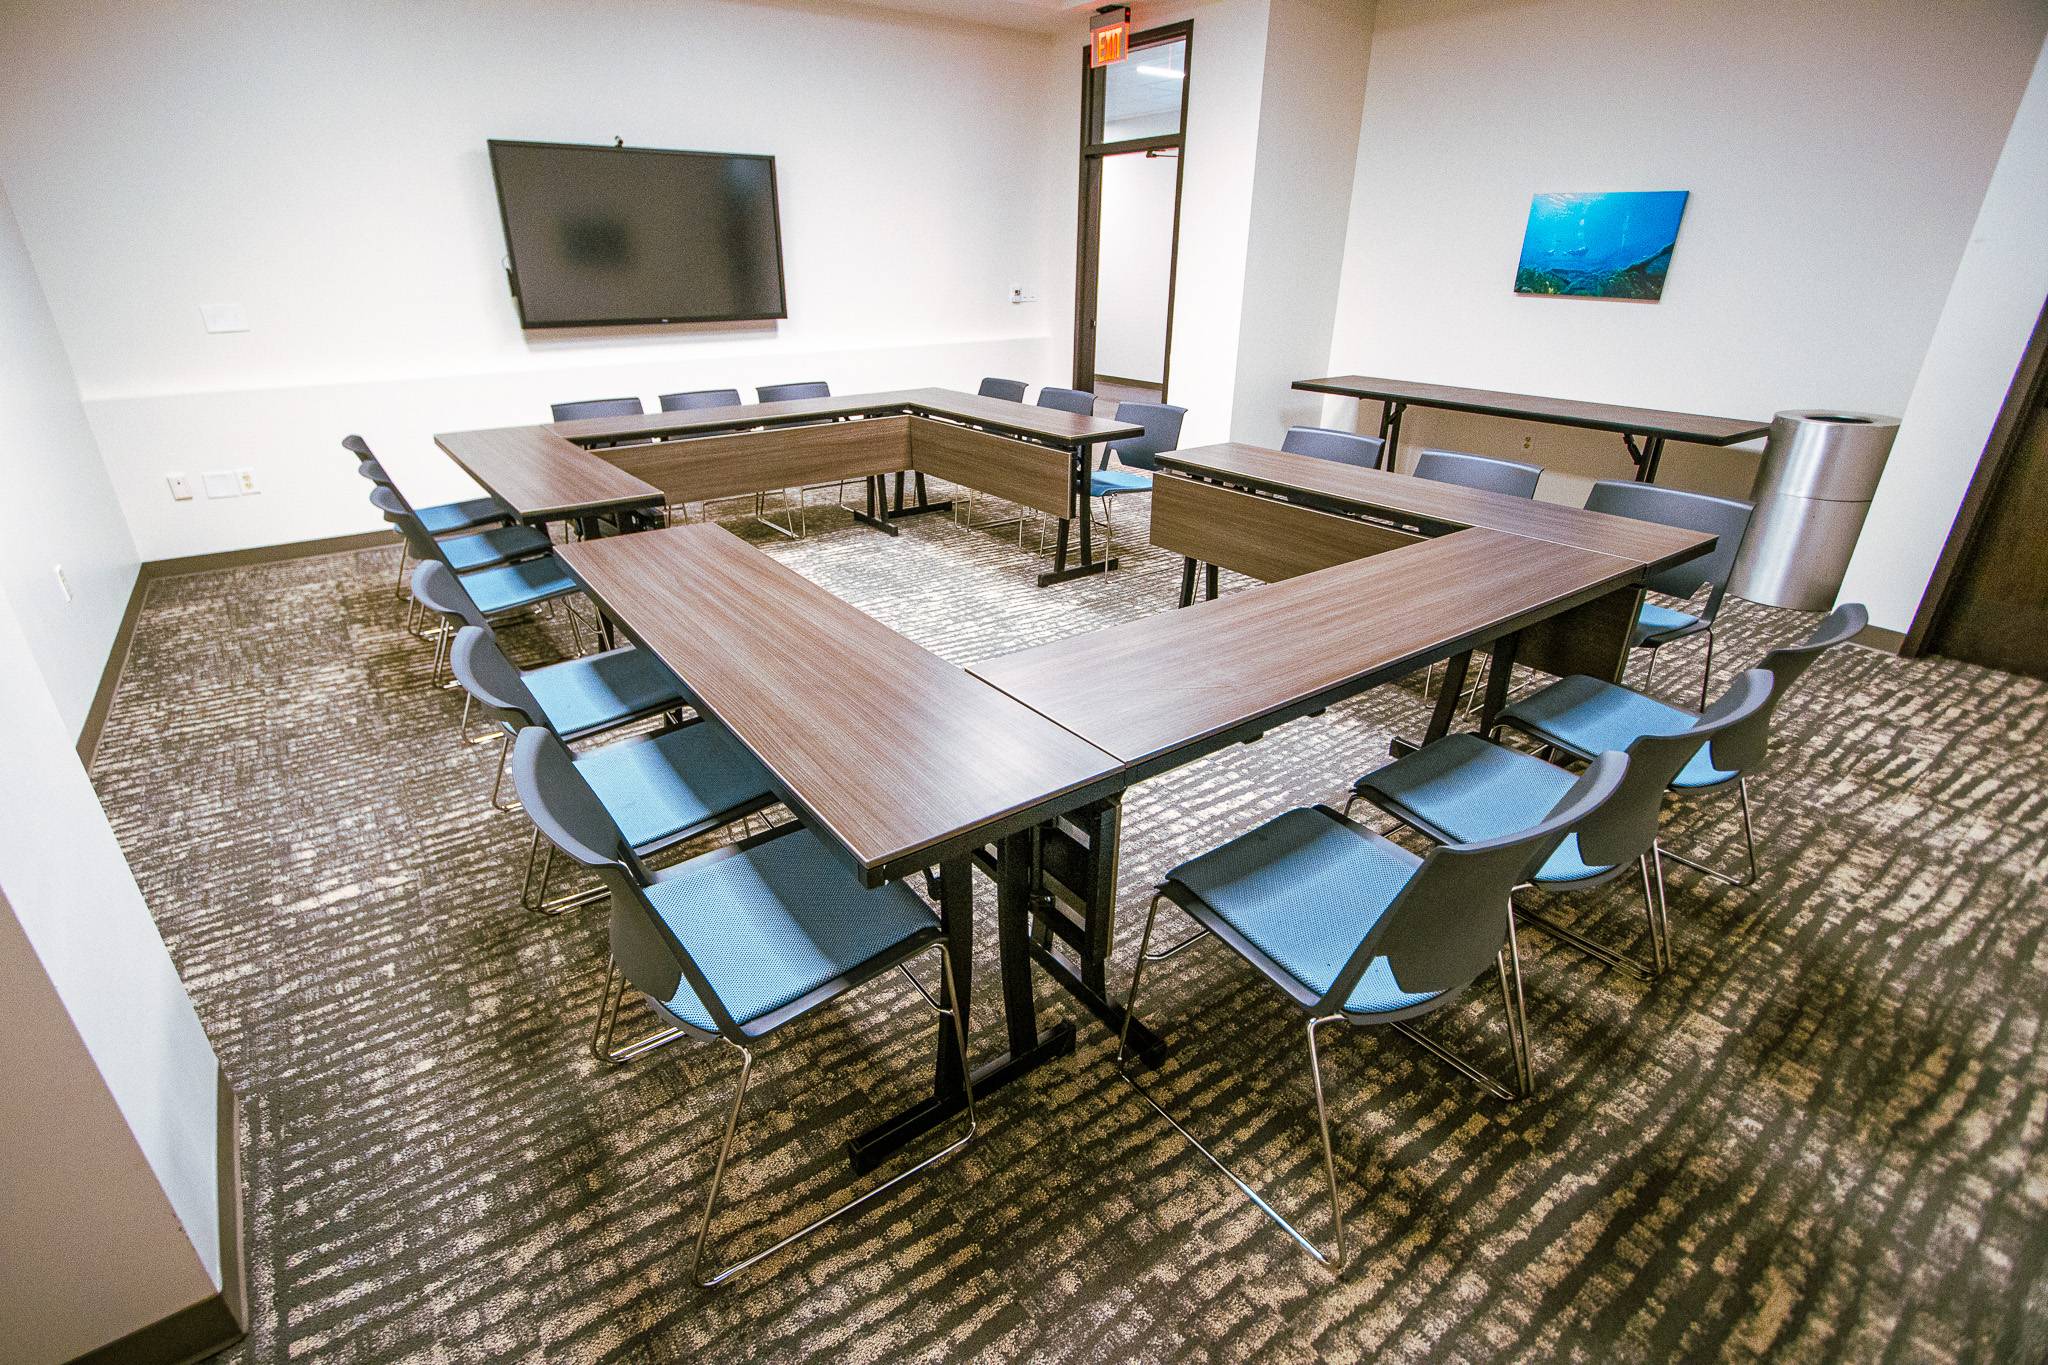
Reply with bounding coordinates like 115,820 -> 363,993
1074,22 -> 1190,412
1908,297 -> 2048,680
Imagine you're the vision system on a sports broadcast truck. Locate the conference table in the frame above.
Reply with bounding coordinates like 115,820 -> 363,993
549,444 -> 1714,1170
441,388 -> 1141,586
1291,374 -> 1769,483
431,425 -> 666,535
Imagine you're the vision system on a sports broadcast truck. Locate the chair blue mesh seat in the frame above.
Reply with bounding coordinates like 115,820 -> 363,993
523,648 -> 690,738
1167,809 -> 1437,1015
416,497 -> 512,535
459,556 -> 582,616
1497,676 -> 1737,790
1091,468 -> 1153,495
574,723 -> 778,850
1350,734 -> 1612,883
641,829 -> 939,1034
1634,600 -> 1702,648
435,522 -> 554,572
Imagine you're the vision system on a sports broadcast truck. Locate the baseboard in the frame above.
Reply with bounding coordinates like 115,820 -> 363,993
140,528 -> 398,581
75,529 -> 398,768
1092,373 -> 1163,390
68,1071 -> 248,1363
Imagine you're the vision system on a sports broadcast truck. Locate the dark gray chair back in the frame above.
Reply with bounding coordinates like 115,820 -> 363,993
756,381 -> 830,402
341,434 -> 372,460
1414,448 -> 1542,499
1572,670 -> 1772,872
357,458 -> 393,488
1708,603 -> 1867,774
551,397 -> 644,422
511,727 -> 735,1036
1586,481 -> 1754,620
659,389 -> 742,411
977,377 -> 1027,402
1281,426 -> 1384,467
409,560 -> 488,629
1103,402 -> 1187,471
450,626 -> 548,732
1036,386 -> 1096,415
1331,752 -> 1627,1007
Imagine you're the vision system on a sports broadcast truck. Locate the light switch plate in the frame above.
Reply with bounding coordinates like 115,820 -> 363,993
203,470 -> 239,499
199,302 -> 249,334
1008,283 -> 1038,304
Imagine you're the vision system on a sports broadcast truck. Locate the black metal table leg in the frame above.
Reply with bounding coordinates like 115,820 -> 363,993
1393,648 -> 1473,756
1377,400 -> 1408,470
1037,450 -> 1118,586
1478,631 -> 1520,735
883,467 -> 955,522
1178,557 -> 1197,608
846,839 -> 1075,1175
848,473 -> 901,536
1204,562 -> 1219,601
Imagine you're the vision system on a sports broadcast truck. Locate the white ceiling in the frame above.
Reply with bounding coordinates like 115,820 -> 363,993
826,0 -> 1101,33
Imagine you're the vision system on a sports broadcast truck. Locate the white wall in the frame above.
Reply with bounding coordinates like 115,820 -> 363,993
0,587 -> 226,1324
1321,0 -> 2048,499
1094,151 -> 1178,384
1841,36 -> 2048,634
1230,0 -> 1373,446
0,0 -> 1068,559
0,182 -> 140,732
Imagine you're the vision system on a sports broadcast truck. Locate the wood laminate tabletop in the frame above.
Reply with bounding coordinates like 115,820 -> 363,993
1160,443 -> 1715,572
1292,375 -> 1769,446
970,527 -> 1639,779
551,388 -> 1142,448
433,426 -> 663,522
556,524 -> 1124,883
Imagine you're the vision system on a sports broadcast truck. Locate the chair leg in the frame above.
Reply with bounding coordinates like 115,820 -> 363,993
1697,627 -> 1717,713
1496,903 -> 1535,1096
1657,777 -> 1759,889
691,942 -> 978,1288
522,827 -> 603,916
488,731 -> 519,813
1641,645 -> 1658,695
1511,868 -> 1662,981
592,959 -> 686,1065
394,542 -> 411,599
1116,893 -> 1346,1269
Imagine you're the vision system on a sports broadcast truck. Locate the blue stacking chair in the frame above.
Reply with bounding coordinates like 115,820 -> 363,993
1493,603 -> 1868,890
367,486 -> 550,573
407,550 -> 588,685
457,646 -> 775,920
1035,386 -> 1096,415
659,389 -> 743,411
1413,448 -> 1543,498
1280,426 -> 1384,468
345,435 -> 512,598
551,397 -> 645,421
977,377 -> 1028,402
1585,480 -> 1754,708
1089,402 -> 1187,546
755,381 -> 830,403
449,623 -> 692,803
1117,753 -> 1627,1268
1350,670 -> 1771,980
512,726 -> 977,1283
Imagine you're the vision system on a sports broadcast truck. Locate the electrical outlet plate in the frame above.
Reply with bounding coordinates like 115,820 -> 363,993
167,473 -> 194,501
236,467 -> 260,495
1008,283 -> 1038,304
199,302 -> 249,334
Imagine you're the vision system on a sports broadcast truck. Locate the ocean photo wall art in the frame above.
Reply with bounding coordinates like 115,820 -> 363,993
1514,190 -> 1690,300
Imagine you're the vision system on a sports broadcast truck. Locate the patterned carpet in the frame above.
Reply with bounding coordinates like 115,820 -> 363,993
89,490 -> 2048,1363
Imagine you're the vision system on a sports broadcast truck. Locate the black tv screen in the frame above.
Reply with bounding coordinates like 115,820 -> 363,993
488,139 -> 788,328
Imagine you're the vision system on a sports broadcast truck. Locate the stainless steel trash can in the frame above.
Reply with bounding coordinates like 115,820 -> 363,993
1729,410 -> 1899,610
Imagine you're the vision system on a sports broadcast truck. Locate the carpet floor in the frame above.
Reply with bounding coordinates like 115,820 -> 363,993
89,490 -> 2048,1363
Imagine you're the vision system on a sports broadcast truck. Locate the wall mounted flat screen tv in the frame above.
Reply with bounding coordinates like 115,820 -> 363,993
488,139 -> 788,328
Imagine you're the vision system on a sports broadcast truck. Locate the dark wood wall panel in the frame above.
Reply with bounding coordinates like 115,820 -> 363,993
909,418 -> 1074,519
603,417 -> 912,504
1150,474 -> 1421,581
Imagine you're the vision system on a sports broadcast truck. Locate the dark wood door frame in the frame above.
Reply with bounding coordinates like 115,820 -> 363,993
1904,294 -> 2048,657
1073,20 -> 1192,401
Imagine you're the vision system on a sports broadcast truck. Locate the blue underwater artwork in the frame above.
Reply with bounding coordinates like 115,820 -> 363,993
1513,191 -> 1689,300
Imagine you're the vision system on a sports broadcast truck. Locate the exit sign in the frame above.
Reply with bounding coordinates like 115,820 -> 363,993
1091,8 -> 1131,67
